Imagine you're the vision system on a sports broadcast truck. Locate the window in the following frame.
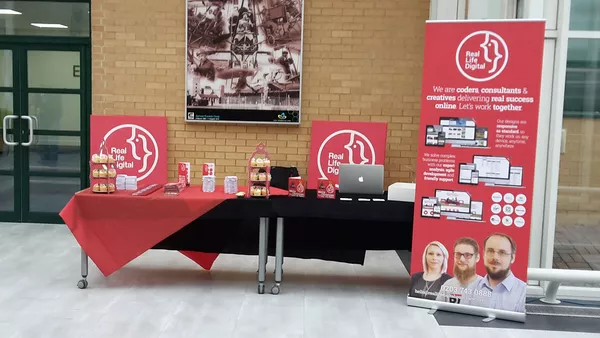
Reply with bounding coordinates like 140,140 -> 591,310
570,0 -> 600,31
0,1 -> 89,37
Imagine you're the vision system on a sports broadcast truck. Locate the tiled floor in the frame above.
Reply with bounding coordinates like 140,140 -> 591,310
0,222 -> 599,338
553,224 -> 600,287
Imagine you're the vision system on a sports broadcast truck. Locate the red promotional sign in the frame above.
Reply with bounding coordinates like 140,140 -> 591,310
90,116 -> 168,185
308,121 -> 387,189
408,20 -> 545,318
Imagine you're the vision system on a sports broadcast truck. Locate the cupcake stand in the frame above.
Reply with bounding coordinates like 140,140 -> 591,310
248,142 -> 272,199
90,142 -> 117,194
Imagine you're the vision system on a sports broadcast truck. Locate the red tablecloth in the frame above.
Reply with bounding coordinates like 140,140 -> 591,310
60,185 -> 287,276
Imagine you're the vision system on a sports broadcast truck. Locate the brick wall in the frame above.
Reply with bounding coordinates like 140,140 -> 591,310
92,0 -> 430,186
556,117 -> 600,227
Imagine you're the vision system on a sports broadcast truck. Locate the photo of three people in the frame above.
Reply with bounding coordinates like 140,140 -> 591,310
408,233 -> 527,313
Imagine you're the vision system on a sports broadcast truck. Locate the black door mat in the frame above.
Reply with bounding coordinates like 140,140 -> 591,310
434,299 -> 600,333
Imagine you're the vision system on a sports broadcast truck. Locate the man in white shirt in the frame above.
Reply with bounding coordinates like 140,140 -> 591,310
436,237 -> 483,304
465,233 -> 527,313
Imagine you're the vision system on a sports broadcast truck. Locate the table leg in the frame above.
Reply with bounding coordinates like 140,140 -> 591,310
271,217 -> 284,295
257,217 -> 268,294
77,249 -> 89,289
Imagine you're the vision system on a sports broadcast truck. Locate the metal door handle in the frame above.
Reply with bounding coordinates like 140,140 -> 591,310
2,115 -> 18,146
31,116 -> 39,145
21,116 -> 34,146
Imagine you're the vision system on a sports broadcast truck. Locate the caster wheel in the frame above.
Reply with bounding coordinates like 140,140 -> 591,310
271,285 -> 280,295
258,284 -> 265,294
77,279 -> 88,289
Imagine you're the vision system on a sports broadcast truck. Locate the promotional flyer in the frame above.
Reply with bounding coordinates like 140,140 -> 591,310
408,20 -> 545,316
90,116 -> 168,185
308,121 -> 388,190
185,0 -> 304,124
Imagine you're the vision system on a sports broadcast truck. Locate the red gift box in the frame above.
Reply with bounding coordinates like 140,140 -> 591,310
317,178 -> 336,199
288,177 -> 306,198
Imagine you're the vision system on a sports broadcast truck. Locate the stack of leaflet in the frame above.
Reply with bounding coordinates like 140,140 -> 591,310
224,176 -> 238,194
116,175 -> 127,191
116,174 -> 138,191
202,175 -> 216,193
164,182 -> 185,196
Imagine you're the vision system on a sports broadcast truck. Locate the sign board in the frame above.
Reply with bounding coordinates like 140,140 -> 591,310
408,20 -> 545,322
90,116 -> 168,185
308,121 -> 387,190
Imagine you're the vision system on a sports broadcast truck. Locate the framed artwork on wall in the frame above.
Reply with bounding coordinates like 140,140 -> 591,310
185,0 -> 304,124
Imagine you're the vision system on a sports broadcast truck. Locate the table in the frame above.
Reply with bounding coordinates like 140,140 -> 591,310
59,186 -> 288,293
60,187 -> 415,295
269,191 -> 414,294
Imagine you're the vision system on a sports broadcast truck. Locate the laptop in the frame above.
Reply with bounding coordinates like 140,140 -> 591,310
338,164 -> 384,197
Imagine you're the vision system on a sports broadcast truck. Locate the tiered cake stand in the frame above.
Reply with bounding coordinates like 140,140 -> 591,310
247,142 -> 272,198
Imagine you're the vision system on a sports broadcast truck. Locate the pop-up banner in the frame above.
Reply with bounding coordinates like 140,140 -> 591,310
90,116 -> 168,185
407,20 -> 545,322
308,121 -> 387,189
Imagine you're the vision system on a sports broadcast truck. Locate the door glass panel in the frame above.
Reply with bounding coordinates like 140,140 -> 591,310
570,0 -> 600,31
28,51 -> 80,90
28,93 -> 80,131
0,50 -> 12,87
555,38 -> 600,286
29,136 -> 80,174
0,1 -> 90,37
0,175 -> 14,212
29,176 -> 79,213
0,92 -> 14,170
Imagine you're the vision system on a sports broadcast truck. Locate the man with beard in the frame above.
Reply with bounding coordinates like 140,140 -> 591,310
436,237 -> 483,304
467,233 -> 527,312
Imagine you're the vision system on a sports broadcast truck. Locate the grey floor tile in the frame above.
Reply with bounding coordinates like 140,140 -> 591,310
2,222 -> 600,338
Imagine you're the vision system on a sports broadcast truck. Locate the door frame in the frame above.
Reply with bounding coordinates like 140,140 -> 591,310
0,43 -> 23,222
0,36 -> 91,224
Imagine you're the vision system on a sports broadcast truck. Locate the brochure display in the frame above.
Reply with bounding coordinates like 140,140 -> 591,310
185,0 -> 304,124
408,20 -> 545,322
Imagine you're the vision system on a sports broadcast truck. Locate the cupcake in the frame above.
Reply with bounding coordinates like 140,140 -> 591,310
260,187 -> 267,196
108,168 -> 117,178
108,183 -> 116,192
91,154 -> 100,163
98,169 -> 108,178
92,169 -> 100,178
99,184 -> 108,192
92,183 -> 100,192
264,158 -> 271,167
108,155 -> 115,163
250,157 -> 257,167
258,173 -> 266,181
99,154 -> 108,163
255,158 -> 264,167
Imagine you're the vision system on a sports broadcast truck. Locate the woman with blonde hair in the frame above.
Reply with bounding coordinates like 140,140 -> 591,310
409,241 -> 451,300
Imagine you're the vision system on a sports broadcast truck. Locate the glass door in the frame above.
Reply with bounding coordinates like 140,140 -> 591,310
23,46 -> 87,223
0,44 -> 88,223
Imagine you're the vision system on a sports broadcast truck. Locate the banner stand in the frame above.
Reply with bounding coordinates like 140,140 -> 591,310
407,19 -> 545,323
406,297 -> 526,323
